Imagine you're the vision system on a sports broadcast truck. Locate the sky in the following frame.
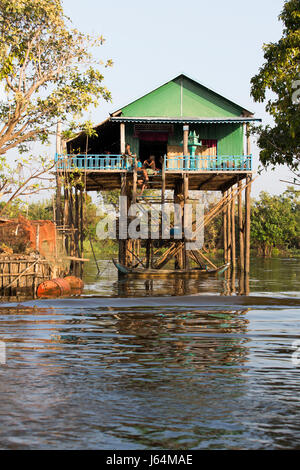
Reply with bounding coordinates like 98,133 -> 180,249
5,0 -> 292,200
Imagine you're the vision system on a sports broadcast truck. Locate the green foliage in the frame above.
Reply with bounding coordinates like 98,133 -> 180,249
0,197 -> 53,219
27,199 -> 53,220
202,189 -> 300,257
83,238 -> 118,258
251,188 -> 300,256
204,209 -> 223,252
99,190 -> 120,209
82,194 -> 101,240
250,0 -> 300,172
63,120 -> 99,142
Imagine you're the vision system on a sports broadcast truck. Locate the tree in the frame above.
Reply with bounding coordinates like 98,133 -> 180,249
0,197 -> 53,219
0,153 -> 55,215
0,0 -> 112,154
251,190 -> 300,256
250,0 -> 300,175
0,0 -> 112,212
284,186 -> 300,248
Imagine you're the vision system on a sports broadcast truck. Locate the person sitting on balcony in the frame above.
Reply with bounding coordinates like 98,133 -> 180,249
136,158 -> 144,187
123,143 -> 135,170
138,155 -> 158,196
135,158 -> 146,195
143,155 -> 158,177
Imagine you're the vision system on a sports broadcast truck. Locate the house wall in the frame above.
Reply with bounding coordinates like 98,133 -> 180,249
124,123 -> 244,157
125,123 -> 140,155
189,123 -> 244,155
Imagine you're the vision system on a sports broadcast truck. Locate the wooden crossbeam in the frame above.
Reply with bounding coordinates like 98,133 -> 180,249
126,245 -> 146,268
192,250 -> 217,269
154,243 -> 183,270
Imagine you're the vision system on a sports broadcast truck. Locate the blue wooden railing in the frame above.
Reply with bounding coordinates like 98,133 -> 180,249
55,154 -> 252,172
164,155 -> 252,171
55,153 -> 131,170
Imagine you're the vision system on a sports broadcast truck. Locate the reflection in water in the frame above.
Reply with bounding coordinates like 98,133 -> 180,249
84,257 -> 300,298
222,269 -> 250,296
116,269 -> 250,298
88,307 -> 250,373
117,277 -> 195,297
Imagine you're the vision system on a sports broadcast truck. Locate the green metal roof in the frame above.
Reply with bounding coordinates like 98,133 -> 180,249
111,74 -> 255,119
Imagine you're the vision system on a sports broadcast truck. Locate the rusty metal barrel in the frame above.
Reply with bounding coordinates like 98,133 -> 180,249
37,278 -> 72,298
64,276 -> 84,290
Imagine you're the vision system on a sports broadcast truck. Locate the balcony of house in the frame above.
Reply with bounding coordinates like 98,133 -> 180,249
54,152 -> 253,192
55,153 -> 252,173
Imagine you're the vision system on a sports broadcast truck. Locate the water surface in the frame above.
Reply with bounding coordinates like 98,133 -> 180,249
0,257 -> 299,450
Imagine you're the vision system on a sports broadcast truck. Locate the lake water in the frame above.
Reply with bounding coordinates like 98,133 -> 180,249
0,257 -> 300,450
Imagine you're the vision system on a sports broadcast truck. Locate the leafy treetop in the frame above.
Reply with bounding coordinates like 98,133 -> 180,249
250,0 -> 300,173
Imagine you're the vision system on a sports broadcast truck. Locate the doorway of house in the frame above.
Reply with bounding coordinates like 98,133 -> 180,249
139,138 -> 168,170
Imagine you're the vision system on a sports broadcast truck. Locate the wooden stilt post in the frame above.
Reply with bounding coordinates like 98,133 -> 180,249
150,240 -> 154,269
183,173 -> 189,270
55,122 -> 62,226
223,191 -> 228,263
244,272 -> 250,296
69,187 -> 75,273
74,187 -> 80,276
227,188 -> 232,265
127,176 -> 134,268
119,175 -> 126,266
238,270 -> 245,295
231,184 -> 236,269
244,175 -> 252,274
64,182 -> 69,255
244,124 -> 251,276
162,157 -> 166,204
160,157 -> 166,241
231,266 -> 236,294
56,173 -> 62,226
174,180 -> 184,269
130,160 -> 138,266
119,174 -> 131,269
147,205 -> 154,268
146,240 -> 151,269
79,187 -> 84,278
238,179 -> 244,272
132,158 -> 137,204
